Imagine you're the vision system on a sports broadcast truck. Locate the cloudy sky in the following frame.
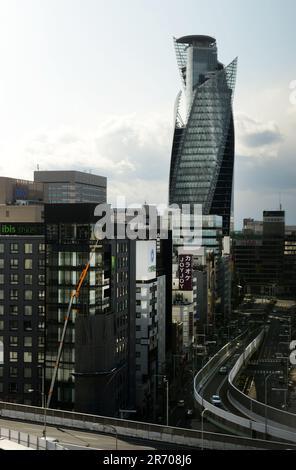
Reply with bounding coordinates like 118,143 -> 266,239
0,0 -> 295,227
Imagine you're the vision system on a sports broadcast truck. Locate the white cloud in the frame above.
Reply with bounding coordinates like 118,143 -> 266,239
2,113 -> 172,206
235,113 -> 283,160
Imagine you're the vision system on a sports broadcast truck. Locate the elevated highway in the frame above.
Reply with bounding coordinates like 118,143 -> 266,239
194,324 -> 296,445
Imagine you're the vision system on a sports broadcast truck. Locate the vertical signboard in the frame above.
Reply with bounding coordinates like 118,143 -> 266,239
179,255 -> 193,291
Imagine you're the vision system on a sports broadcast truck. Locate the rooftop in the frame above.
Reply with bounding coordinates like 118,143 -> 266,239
176,35 -> 216,46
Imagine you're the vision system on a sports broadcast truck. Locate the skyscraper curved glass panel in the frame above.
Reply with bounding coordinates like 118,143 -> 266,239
169,35 -> 237,235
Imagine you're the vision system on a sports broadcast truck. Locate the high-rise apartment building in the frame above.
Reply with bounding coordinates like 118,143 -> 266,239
169,35 -> 237,235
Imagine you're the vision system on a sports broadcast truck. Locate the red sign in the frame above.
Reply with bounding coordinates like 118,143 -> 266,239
179,255 -> 193,291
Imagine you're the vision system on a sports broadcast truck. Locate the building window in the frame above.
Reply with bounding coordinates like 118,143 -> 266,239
10,274 -> 18,285
0,244 -> 4,254
24,337 -> 32,347
24,352 -> 32,363
0,259 -> 4,269
25,259 -> 33,270
9,336 -> 18,347
38,274 -> 45,285
38,352 -> 44,362
38,336 -> 44,347
0,366 -> 3,378
0,290 -> 4,301
24,290 -> 33,301
0,274 -> 4,285
39,243 -> 45,253
24,383 -> 33,394
38,306 -> 45,316
24,306 -> 32,316
25,244 -> 33,254
9,320 -> 18,331
0,321 -> 4,331
10,367 -> 18,377
9,383 -> 18,393
0,305 -> 3,315
10,243 -> 19,254
38,290 -> 45,300
24,321 -> 32,332
10,290 -> 18,301
10,259 -> 18,269
38,321 -> 45,331
9,351 -> 18,362
10,306 -> 18,315
24,368 -> 32,378
25,275 -> 33,285
39,259 -> 45,268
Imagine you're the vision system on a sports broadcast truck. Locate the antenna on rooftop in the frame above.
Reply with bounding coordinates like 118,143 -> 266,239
279,192 -> 282,211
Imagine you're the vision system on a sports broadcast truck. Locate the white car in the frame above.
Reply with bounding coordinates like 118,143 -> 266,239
211,395 -> 222,407
40,436 -> 59,443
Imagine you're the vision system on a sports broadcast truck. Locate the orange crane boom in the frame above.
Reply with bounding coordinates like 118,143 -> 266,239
46,239 -> 99,409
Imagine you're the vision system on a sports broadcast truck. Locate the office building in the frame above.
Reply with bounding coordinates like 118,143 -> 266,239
34,170 -> 106,204
233,211 -> 285,295
44,203 -> 134,415
169,35 -> 237,235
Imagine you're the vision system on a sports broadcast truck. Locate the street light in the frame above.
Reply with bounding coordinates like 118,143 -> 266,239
38,365 -> 47,438
163,377 -> 169,427
265,371 -> 281,438
153,374 -> 169,425
28,365 -> 46,438
201,408 -> 209,451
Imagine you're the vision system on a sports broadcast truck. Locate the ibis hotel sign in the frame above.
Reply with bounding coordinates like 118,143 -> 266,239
179,255 -> 193,291
0,223 -> 44,236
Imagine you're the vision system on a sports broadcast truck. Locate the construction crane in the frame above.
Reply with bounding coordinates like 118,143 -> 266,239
46,239 -> 100,409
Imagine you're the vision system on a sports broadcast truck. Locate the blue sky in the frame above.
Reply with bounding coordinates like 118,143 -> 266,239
0,0 -> 295,226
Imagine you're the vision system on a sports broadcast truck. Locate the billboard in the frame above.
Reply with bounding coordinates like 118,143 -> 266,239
136,241 -> 157,281
179,255 -> 193,291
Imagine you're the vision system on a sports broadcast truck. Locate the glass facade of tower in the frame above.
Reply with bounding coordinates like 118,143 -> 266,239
169,35 -> 237,235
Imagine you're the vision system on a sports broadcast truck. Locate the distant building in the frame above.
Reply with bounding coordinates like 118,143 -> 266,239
0,177 -> 43,206
34,170 -> 106,204
233,211 -> 285,295
169,35 -> 237,235
243,218 -> 263,235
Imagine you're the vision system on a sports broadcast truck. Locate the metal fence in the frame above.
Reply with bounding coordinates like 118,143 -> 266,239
0,398 -> 293,450
0,426 -> 65,450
